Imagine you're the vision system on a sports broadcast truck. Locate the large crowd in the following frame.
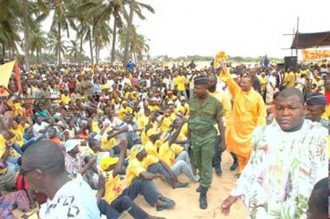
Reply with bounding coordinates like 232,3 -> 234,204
0,56 -> 329,218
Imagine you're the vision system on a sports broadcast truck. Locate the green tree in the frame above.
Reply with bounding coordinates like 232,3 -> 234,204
29,26 -> 47,64
0,0 -> 22,58
49,0 -> 72,65
67,40 -> 81,62
119,25 -> 149,62
79,0 -> 127,65
47,31 -> 67,64
123,0 -> 154,64
24,0 -> 49,70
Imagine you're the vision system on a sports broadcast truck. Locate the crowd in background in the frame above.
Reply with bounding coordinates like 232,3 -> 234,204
0,57 -> 329,218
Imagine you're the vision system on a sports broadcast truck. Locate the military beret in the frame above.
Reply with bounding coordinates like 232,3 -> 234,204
194,76 -> 208,85
306,93 -> 327,105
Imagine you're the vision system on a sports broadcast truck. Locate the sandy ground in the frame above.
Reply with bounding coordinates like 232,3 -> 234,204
13,151 -> 247,219
123,150 -> 247,219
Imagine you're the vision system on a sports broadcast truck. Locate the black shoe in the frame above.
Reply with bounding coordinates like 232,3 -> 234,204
196,185 -> 201,192
160,197 -> 176,206
199,189 -> 208,209
230,162 -> 238,171
215,167 -> 222,176
156,201 -> 174,211
172,182 -> 189,189
234,173 -> 241,179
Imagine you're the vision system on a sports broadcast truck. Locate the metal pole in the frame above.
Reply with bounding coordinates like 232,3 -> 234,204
296,17 -> 299,59
291,27 -> 295,56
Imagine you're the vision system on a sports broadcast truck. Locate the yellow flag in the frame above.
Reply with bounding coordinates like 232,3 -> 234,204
214,51 -> 228,69
0,61 -> 15,88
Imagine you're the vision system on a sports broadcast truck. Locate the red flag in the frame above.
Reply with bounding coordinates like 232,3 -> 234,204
14,61 -> 21,91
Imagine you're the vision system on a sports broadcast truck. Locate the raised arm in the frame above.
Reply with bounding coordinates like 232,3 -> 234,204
218,58 -> 240,97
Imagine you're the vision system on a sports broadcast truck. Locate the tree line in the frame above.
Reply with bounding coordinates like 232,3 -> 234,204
0,0 -> 155,70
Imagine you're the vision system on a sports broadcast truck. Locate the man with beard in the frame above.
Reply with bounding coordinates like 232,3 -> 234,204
207,74 -> 233,176
188,76 -> 226,209
221,88 -> 327,218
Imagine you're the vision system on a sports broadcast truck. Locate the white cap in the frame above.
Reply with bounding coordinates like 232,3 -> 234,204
64,139 -> 80,152
93,134 -> 102,141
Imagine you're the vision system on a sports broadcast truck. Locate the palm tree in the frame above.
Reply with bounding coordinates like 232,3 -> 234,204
29,27 -> 47,64
67,0 -> 91,65
118,25 -> 149,62
67,40 -> 82,62
0,16 -> 20,57
79,0 -> 127,65
23,0 -> 49,71
131,32 -> 149,61
47,31 -> 67,64
123,0 -> 154,64
49,0 -> 72,65
93,21 -> 111,64
0,0 -> 22,58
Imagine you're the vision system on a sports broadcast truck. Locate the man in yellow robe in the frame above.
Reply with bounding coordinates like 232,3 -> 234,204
218,58 -> 266,175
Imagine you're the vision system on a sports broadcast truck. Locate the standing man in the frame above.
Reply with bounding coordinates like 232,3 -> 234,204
207,74 -> 232,176
218,58 -> 266,177
188,76 -> 226,209
221,88 -> 328,218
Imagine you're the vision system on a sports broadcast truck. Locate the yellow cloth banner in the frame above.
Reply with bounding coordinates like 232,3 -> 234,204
302,49 -> 330,61
0,61 -> 15,88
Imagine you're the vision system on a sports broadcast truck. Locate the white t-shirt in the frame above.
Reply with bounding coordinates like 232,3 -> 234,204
39,175 -> 100,219
33,122 -> 49,139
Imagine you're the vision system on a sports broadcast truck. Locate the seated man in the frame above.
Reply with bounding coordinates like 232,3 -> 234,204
98,139 -> 166,218
144,127 -> 189,189
64,139 -> 96,182
21,140 -> 100,218
126,144 -> 176,211
159,118 -> 199,183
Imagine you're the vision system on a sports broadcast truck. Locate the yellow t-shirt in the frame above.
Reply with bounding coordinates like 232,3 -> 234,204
174,76 -> 187,91
178,103 -> 189,116
0,134 -> 6,157
117,106 -> 133,119
259,76 -> 266,91
141,154 -> 159,170
284,71 -> 296,88
60,94 -> 71,105
91,121 -> 100,133
101,127 -> 117,149
125,158 -> 146,186
11,124 -> 24,147
101,83 -> 110,90
159,142 -> 183,167
103,170 -> 123,204
160,116 -> 173,133
177,123 -> 188,141
145,141 -> 159,158
148,105 -> 160,112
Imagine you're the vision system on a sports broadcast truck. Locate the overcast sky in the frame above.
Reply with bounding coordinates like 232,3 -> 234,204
132,0 -> 330,59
